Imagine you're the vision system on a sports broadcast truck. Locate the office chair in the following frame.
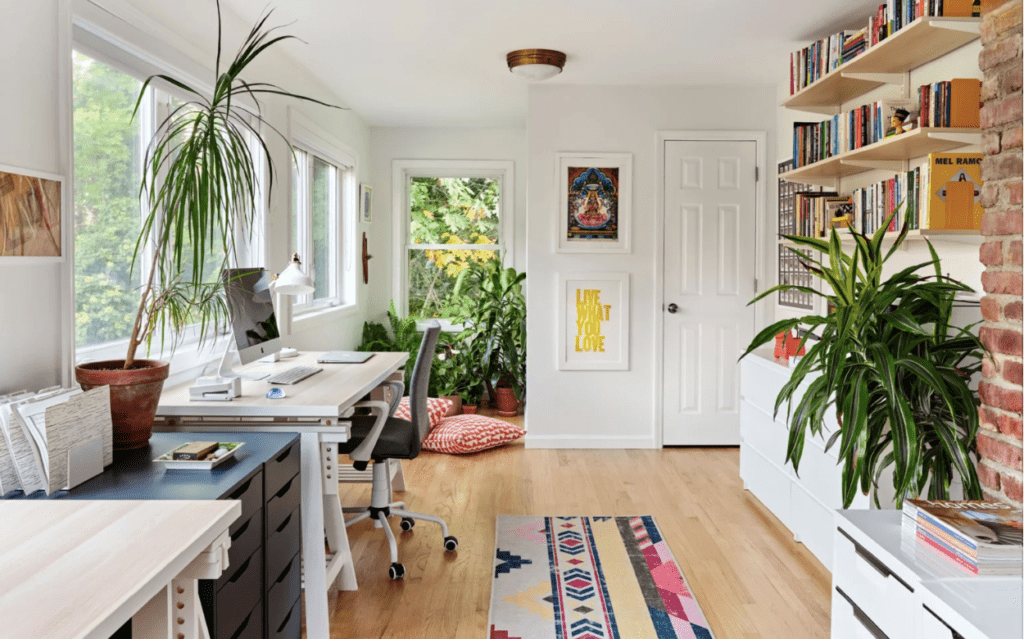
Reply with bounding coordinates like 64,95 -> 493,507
340,322 -> 457,579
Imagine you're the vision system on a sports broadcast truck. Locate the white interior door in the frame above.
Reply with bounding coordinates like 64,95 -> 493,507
662,139 -> 757,446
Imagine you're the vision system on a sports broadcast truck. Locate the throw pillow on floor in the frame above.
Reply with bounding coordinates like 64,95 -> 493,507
393,397 -> 452,428
422,414 -> 525,454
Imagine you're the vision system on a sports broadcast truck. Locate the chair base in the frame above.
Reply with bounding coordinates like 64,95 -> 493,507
343,461 -> 455,576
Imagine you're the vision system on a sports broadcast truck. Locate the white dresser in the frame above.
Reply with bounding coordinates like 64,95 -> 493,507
833,510 -> 1022,639
740,349 -> 870,569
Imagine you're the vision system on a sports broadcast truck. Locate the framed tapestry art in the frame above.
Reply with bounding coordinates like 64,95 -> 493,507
557,272 -> 630,370
556,153 -> 631,253
360,184 -> 373,223
0,165 -> 63,261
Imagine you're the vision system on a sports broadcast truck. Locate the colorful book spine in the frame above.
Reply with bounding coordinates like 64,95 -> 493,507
917,529 -> 980,574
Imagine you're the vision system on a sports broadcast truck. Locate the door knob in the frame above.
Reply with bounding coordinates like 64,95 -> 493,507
667,303 -> 679,314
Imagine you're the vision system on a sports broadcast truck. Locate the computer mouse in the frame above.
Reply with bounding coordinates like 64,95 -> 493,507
266,387 -> 287,400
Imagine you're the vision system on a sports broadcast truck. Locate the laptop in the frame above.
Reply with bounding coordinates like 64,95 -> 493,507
316,351 -> 375,364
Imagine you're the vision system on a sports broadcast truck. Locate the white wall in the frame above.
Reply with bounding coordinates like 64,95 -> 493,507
774,38 -> 985,323
367,126 -> 528,321
0,2 -> 64,393
525,84 -> 777,448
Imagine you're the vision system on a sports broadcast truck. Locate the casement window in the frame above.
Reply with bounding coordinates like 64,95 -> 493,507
392,160 -> 515,321
71,47 -> 263,363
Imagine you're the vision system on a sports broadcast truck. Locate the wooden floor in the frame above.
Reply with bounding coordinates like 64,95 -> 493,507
324,414 -> 831,638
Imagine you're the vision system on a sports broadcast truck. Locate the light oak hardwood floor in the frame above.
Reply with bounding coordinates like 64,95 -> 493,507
326,415 -> 831,639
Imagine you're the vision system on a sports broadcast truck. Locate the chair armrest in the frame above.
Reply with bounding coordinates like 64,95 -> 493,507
380,380 -> 405,416
348,400 -> 391,471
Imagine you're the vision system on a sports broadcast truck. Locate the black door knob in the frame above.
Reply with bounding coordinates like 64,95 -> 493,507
667,303 -> 679,314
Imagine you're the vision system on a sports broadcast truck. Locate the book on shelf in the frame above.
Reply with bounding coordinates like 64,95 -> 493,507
902,499 -> 1022,576
919,79 -> 981,128
928,152 -> 984,230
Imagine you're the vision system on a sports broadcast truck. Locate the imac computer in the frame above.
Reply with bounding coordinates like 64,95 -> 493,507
224,267 -> 282,365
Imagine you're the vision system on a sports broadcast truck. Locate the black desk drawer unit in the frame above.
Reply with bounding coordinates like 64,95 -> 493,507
56,431 -> 302,639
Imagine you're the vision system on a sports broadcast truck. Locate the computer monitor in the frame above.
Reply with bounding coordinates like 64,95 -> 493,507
223,267 -> 282,365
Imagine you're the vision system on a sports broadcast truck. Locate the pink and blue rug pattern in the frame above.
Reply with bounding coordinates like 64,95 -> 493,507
489,515 -> 715,639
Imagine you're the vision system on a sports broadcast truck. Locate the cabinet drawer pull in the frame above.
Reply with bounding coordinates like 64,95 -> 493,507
275,446 -> 294,463
836,587 -> 888,639
274,477 -> 294,499
229,477 -> 253,501
276,512 -> 293,534
837,527 -> 913,592
275,558 -> 294,584
228,556 -> 252,583
230,517 -> 251,541
229,610 -> 252,639
276,608 -> 293,633
924,605 -> 966,639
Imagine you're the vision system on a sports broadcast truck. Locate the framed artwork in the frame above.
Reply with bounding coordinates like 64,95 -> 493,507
360,184 -> 372,224
557,272 -> 630,370
0,164 -> 63,261
555,153 -> 632,253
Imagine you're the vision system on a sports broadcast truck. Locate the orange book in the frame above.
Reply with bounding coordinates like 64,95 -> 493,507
949,78 -> 982,128
943,0 -> 975,16
927,153 -> 984,230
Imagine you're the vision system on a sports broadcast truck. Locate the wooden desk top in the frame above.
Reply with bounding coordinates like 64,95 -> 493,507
0,500 -> 240,639
156,351 -> 408,419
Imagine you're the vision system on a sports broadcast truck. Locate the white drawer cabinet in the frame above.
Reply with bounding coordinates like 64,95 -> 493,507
833,510 -> 1022,639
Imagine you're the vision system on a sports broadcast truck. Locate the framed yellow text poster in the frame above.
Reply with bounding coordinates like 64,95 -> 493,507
557,272 -> 630,371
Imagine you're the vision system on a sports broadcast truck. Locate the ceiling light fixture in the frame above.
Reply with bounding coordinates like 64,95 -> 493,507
506,49 -> 567,81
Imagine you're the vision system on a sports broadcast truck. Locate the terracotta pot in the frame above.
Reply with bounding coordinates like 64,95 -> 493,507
493,386 -> 519,417
440,394 -> 462,417
462,405 -> 478,415
75,359 -> 170,450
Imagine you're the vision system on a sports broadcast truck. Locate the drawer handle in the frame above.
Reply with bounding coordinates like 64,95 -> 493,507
275,446 -> 294,463
230,517 -> 251,542
275,558 -> 294,584
276,512 -> 293,534
229,477 -> 253,501
924,605 -> 965,639
837,528 -> 913,592
276,608 -> 293,633
229,610 -> 252,639
228,556 -> 252,583
836,587 -> 889,639
274,477 -> 294,500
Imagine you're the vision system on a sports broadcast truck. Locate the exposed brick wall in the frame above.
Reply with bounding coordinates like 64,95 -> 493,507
978,0 -> 1024,505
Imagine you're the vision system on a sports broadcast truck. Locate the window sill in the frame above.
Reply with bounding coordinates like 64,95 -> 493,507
291,303 -> 358,332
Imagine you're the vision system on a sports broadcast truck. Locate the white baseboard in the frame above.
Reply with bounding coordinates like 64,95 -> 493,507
524,435 -> 658,449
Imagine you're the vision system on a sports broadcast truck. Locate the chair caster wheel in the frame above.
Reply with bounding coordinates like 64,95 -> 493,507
400,517 -> 415,531
389,562 -> 405,580
444,535 -> 458,552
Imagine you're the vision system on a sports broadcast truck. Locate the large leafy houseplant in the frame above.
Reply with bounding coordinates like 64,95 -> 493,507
74,2 -> 338,448
356,301 -> 424,389
741,214 -> 985,508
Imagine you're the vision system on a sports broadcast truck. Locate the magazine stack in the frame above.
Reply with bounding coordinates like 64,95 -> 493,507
902,499 -> 1023,576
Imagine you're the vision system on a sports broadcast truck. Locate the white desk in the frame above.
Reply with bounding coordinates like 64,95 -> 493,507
155,351 -> 409,639
0,500 -> 238,639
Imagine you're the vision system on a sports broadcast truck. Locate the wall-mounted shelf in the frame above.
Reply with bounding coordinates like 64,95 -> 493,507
783,17 -> 982,111
780,127 -> 980,186
779,228 -> 983,248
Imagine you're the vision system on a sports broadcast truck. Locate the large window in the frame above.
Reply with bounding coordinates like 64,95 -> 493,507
395,161 -> 514,320
72,49 -> 261,360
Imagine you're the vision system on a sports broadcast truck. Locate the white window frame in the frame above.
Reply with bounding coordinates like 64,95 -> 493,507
68,36 -> 266,369
288,110 -> 357,324
392,160 -> 515,321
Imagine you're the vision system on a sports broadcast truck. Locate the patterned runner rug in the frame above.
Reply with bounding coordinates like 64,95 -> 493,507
489,515 -> 715,639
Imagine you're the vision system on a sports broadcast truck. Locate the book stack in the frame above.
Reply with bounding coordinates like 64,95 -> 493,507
918,79 -> 982,128
903,499 -> 1022,576
851,167 -> 923,234
842,27 -> 868,62
789,30 -> 858,94
791,192 -> 855,238
792,98 -> 920,168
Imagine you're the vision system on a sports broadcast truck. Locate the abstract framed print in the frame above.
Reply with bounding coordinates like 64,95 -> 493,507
360,183 -> 373,224
0,164 -> 64,261
555,153 -> 632,254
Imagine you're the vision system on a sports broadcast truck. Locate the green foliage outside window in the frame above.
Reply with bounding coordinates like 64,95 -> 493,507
408,177 -> 499,318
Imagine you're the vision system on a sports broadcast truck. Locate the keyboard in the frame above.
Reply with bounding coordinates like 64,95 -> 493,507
266,366 -> 323,385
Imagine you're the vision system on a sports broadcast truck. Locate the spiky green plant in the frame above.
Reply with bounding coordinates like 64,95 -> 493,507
123,1 -> 340,368
741,212 -> 985,508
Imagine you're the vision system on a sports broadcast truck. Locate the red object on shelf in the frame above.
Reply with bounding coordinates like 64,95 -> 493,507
774,332 -> 790,362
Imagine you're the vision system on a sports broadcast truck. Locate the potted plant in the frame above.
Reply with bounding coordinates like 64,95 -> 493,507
457,258 -> 526,416
357,300 -> 423,389
429,340 -> 463,416
75,3 -> 338,449
741,214 -> 985,507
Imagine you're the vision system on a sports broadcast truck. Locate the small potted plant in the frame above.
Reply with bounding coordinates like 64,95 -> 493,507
461,382 -> 484,414
75,3 -> 338,449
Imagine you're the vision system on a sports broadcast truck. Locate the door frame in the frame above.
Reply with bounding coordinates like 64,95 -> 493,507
653,131 -> 768,448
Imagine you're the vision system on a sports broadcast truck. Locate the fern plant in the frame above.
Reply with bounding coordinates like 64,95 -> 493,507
742,213 -> 985,508
123,1 -> 339,368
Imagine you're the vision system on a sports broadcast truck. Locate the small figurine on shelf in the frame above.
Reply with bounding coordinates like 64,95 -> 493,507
887,107 -> 912,136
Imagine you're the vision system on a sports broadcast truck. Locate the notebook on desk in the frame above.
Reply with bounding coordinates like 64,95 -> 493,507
316,351 -> 374,364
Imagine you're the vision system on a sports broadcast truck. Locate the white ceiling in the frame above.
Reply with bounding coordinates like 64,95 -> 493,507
213,0 -> 879,127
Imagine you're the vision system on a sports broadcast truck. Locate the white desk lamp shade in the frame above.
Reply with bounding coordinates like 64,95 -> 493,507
274,254 -> 315,295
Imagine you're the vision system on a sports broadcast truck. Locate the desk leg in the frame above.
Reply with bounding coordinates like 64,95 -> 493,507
322,443 -> 358,591
300,433 -> 331,639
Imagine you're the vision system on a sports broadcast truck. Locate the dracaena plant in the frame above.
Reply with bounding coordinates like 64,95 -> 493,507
123,1 -> 339,368
741,212 -> 985,508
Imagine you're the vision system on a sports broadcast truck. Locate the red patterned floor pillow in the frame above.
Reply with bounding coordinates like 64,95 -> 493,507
393,397 -> 452,429
422,414 -> 525,454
